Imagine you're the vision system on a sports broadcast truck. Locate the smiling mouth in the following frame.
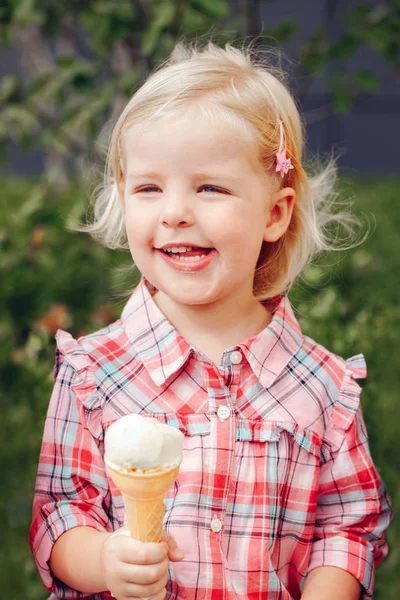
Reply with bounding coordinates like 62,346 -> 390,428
156,246 -> 216,272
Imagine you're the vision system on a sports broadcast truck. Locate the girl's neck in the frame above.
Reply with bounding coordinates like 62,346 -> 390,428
152,289 -> 272,360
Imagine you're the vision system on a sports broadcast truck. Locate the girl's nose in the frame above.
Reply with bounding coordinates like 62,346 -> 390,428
160,193 -> 194,228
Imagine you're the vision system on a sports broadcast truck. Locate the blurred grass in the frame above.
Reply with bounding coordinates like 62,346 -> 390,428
0,174 -> 398,599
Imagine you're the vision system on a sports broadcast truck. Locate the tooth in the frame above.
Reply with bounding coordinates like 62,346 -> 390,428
166,252 -> 208,261
165,246 -> 197,253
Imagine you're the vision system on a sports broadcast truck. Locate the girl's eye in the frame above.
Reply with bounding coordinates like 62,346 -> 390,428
200,185 -> 227,193
137,186 -> 160,193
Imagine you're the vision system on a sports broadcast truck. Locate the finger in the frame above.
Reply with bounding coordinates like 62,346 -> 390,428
140,589 -> 167,600
118,571 -> 168,598
121,556 -> 169,585
162,531 -> 185,562
122,538 -> 169,565
112,586 -> 167,600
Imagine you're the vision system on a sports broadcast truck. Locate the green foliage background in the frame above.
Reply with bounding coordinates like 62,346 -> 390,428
0,174 -> 398,598
1,0 -> 399,598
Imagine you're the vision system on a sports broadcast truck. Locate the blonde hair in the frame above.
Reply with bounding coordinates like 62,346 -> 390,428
83,40 -> 362,299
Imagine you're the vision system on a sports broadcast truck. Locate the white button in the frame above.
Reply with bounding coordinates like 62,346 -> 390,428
217,405 -> 231,420
210,518 -> 222,533
229,350 -> 243,365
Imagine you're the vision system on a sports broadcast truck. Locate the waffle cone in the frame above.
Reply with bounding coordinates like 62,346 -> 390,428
108,464 -> 180,542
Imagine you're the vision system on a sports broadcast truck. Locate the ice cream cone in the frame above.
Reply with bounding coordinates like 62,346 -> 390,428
108,464 -> 180,542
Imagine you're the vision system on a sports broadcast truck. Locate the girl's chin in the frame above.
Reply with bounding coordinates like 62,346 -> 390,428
154,283 -> 229,308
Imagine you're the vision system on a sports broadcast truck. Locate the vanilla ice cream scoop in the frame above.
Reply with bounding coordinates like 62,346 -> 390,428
104,413 -> 184,472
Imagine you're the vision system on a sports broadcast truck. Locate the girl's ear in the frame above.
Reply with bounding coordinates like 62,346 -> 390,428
263,187 -> 296,243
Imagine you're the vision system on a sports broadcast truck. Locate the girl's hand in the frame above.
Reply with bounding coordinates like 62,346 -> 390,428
101,527 -> 185,600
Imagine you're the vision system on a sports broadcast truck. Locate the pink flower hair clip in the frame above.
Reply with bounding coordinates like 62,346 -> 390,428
275,120 -> 294,178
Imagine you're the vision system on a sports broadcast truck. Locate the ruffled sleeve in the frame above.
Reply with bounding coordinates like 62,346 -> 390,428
308,354 -> 392,598
29,330 -> 113,599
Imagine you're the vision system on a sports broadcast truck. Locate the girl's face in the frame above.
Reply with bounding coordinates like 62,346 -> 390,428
119,111 -> 294,310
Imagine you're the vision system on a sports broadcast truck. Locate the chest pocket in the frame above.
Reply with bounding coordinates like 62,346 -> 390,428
230,418 -> 322,543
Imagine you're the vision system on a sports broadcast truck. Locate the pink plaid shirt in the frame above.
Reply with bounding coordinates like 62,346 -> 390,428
29,278 -> 391,600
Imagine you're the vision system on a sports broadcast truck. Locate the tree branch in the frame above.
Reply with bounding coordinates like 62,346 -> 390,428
130,0 -> 149,31
164,0 -> 192,43
295,0 -> 341,103
123,0 -> 152,74
244,0 -> 262,39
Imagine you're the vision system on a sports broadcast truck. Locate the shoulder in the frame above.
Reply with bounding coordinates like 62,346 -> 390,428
296,334 -> 367,451
297,334 -> 367,411
298,334 -> 367,386
54,318 -> 130,377
53,320 -> 136,439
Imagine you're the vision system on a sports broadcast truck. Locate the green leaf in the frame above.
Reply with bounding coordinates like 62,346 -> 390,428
69,61 -> 97,93
384,41 -> 399,62
0,3 -> 12,25
367,27 -> 390,53
271,19 -> 296,44
345,3 -> 372,28
191,0 -> 229,20
0,75 -> 19,102
93,1 -> 135,20
13,0 -> 43,25
57,56 -> 76,69
0,25 -> 13,47
354,70 -> 378,92
40,129 -> 69,154
369,4 -> 392,26
299,29 -> 329,74
142,0 -> 176,55
118,70 -> 143,96
328,71 -> 354,114
26,73 -> 55,101
332,87 -> 353,114
2,105 -> 38,134
329,34 -> 359,60
79,2 -> 137,54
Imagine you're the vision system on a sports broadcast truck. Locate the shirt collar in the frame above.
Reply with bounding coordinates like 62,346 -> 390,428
121,278 -> 303,388
121,278 -> 193,387
241,294 -> 304,389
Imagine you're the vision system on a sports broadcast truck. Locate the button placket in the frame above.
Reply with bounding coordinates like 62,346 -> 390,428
206,374 -> 236,544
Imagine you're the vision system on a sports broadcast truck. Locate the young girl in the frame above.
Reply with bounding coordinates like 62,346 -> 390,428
29,41 -> 392,600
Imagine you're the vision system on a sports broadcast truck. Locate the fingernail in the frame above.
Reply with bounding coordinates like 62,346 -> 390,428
176,549 -> 185,559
